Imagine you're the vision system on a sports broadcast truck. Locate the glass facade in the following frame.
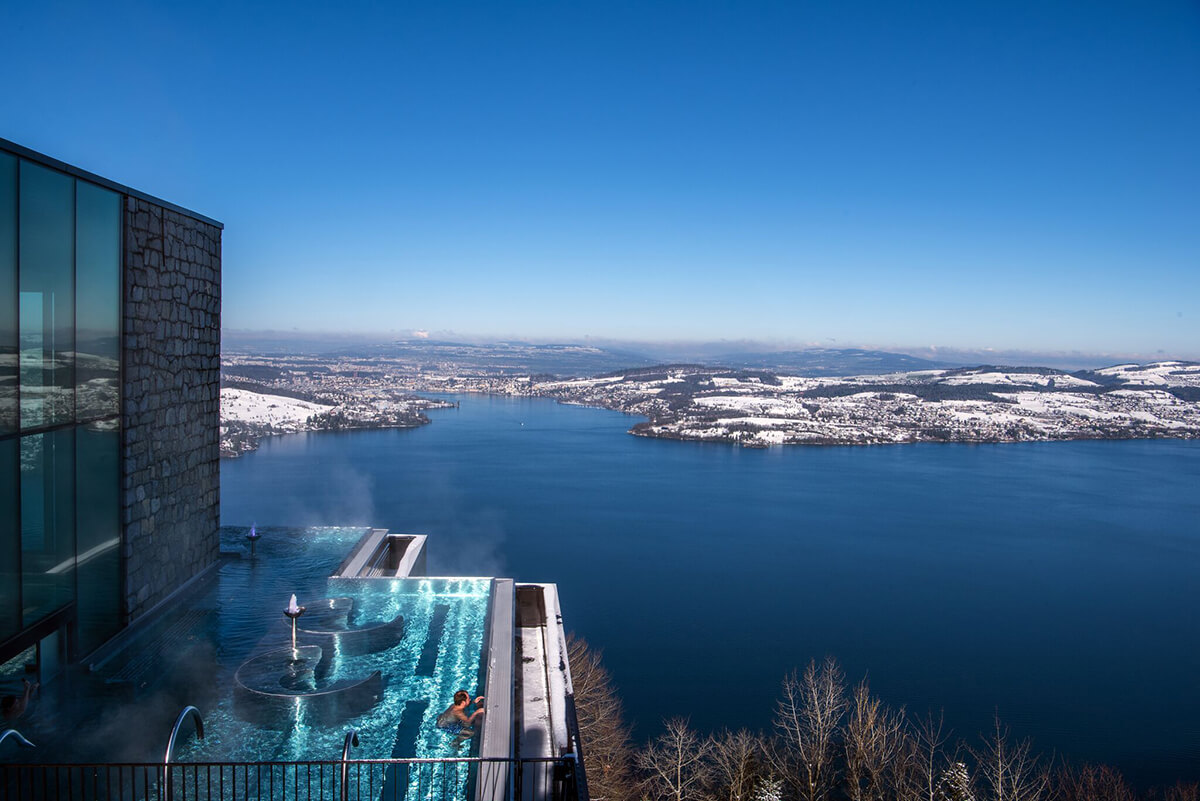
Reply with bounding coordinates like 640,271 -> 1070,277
0,154 -> 16,434
19,161 -> 75,429
0,148 -> 122,663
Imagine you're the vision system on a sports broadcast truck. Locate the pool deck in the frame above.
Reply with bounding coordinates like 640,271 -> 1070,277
514,583 -> 575,801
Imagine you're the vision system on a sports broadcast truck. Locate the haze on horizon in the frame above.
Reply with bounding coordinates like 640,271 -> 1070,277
220,327 -> 1191,373
3,1 -> 1197,359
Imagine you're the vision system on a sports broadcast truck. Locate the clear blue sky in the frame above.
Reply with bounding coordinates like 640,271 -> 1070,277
3,1 -> 1198,358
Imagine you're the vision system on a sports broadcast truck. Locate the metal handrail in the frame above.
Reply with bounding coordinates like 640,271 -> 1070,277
0,757 -> 579,801
163,706 -> 204,799
340,729 -> 359,801
0,728 -> 35,748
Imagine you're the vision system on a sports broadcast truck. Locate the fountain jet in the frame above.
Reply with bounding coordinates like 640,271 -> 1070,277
284,594 -> 306,659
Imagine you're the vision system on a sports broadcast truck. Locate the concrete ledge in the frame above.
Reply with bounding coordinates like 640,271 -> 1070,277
541,584 -> 570,754
477,578 -> 514,801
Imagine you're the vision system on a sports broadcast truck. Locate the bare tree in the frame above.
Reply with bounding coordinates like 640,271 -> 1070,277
970,716 -> 1049,801
911,712 -> 953,801
1053,764 -> 1135,801
708,729 -> 766,801
1160,783 -> 1200,801
770,657 -> 847,801
566,634 -> 635,801
638,717 -> 714,801
843,679 -> 910,801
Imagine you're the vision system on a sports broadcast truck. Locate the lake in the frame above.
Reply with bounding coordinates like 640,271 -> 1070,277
220,394 -> 1200,785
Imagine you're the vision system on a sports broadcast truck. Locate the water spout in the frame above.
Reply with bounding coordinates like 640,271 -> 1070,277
284,594 -> 306,658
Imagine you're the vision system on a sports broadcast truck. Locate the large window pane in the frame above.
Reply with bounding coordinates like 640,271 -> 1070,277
19,162 -> 74,429
75,422 -> 121,654
0,439 -> 18,642
75,183 -> 120,421
20,429 -> 75,626
0,154 -> 15,434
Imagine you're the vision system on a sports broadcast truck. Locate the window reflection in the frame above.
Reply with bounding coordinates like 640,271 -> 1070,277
20,429 -> 76,627
0,154 -> 15,435
0,438 -> 18,642
76,423 -> 121,654
19,162 -> 75,429
2,149 -> 123,658
75,182 -> 121,421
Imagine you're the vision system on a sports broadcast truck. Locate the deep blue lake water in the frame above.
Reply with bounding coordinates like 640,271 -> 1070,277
221,395 -> 1200,784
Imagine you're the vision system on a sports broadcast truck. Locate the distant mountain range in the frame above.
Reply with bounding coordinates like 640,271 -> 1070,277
702,347 -> 950,375
358,342 -> 960,377
364,340 -> 659,375
223,331 -> 1175,379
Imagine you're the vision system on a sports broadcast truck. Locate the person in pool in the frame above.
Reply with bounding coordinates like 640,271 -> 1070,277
436,690 -> 485,742
1,679 -> 38,722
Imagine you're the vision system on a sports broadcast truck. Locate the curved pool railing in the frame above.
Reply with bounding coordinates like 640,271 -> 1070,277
0,728 -> 35,748
340,729 -> 359,801
164,705 -> 205,797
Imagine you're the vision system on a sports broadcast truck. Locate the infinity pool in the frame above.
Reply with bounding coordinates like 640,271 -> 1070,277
6,527 -> 492,768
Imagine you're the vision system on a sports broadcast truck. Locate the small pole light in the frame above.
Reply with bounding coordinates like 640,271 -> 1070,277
246,524 -> 261,557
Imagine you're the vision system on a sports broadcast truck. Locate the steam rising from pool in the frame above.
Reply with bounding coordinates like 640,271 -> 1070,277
22,527 -> 490,768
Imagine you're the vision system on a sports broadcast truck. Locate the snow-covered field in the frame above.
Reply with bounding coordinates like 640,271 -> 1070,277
221,388 -> 333,427
1095,361 -> 1200,387
537,362 -> 1200,447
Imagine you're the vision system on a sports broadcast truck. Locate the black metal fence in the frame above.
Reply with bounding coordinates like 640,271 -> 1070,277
0,758 -> 582,801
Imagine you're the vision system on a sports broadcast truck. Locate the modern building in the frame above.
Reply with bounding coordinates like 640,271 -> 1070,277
0,141 -> 584,801
0,137 -> 222,679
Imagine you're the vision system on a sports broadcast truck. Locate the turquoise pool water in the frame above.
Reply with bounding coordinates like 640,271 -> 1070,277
4,526 -> 492,770
182,527 -> 492,763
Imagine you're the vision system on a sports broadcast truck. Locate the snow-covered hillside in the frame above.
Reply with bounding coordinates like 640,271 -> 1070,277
536,362 -> 1200,447
221,388 -> 334,427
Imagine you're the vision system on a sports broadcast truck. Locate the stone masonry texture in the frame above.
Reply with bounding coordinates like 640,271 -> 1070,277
122,197 -> 221,622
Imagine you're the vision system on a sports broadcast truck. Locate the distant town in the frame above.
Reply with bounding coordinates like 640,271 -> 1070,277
217,341 -> 1200,456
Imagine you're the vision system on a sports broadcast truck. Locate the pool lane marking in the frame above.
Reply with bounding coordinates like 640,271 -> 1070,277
415,604 -> 451,677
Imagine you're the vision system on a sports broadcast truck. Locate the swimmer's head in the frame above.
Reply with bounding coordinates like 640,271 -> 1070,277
454,690 -> 470,705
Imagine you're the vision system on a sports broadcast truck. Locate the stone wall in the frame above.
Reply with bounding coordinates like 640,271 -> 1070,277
122,197 -> 222,622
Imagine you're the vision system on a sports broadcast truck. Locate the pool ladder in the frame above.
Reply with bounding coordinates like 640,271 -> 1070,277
0,728 -> 35,749
341,729 -> 360,801
163,706 -> 205,798
160,706 -> 365,801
